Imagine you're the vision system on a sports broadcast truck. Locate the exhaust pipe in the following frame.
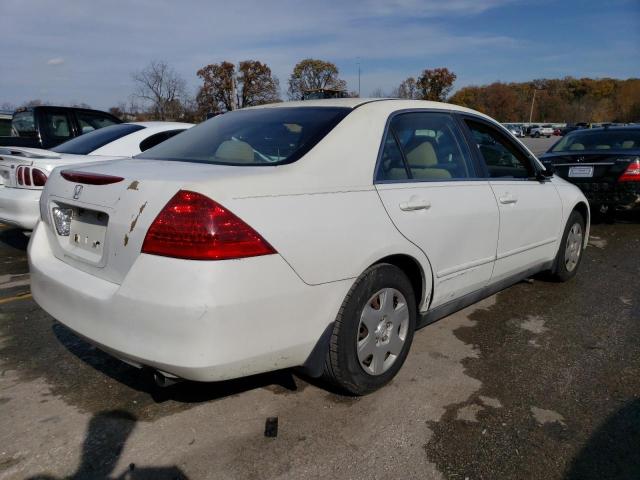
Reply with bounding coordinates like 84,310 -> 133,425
152,370 -> 182,388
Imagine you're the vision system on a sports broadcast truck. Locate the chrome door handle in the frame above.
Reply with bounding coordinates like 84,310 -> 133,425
499,194 -> 518,205
399,198 -> 431,211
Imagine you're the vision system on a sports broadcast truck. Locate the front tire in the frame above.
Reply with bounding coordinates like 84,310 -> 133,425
550,211 -> 585,281
323,264 -> 417,395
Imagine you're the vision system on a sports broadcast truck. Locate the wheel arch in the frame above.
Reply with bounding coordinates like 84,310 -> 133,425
371,253 -> 432,312
572,200 -> 590,248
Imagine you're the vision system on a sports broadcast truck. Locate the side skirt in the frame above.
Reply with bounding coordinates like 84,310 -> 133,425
417,261 -> 553,329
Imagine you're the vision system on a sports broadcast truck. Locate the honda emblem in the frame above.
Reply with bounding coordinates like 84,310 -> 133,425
73,185 -> 83,200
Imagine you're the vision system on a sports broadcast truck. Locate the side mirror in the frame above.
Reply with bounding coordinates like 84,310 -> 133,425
540,164 -> 555,179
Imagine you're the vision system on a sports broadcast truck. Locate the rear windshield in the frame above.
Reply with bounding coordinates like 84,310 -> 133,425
52,124 -> 145,155
551,129 -> 640,153
136,107 -> 351,166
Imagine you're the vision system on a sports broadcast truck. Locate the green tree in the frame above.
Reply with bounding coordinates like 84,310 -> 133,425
417,67 -> 457,101
287,59 -> 346,100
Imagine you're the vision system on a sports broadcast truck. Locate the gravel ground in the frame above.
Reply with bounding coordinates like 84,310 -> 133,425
0,206 -> 638,479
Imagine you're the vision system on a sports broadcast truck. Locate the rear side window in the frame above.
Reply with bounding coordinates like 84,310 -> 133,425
136,107 -> 351,166
139,129 -> 186,152
465,120 -> 534,179
76,111 -> 119,134
52,124 -> 144,155
377,112 -> 474,181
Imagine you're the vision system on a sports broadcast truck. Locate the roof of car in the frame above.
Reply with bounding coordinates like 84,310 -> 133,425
246,98 -> 488,116
569,125 -> 640,133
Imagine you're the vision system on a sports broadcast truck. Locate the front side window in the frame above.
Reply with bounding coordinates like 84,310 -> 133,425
136,107 -> 351,166
52,124 -> 144,155
76,111 -> 119,134
465,120 -> 534,179
377,112 -> 474,181
42,112 -> 72,140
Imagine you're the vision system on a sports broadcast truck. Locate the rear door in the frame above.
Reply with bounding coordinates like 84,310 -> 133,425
460,116 -> 563,282
375,111 -> 499,307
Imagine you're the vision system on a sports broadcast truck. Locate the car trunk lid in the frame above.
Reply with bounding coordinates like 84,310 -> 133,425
541,152 -> 638,183
40,158 -> 282,284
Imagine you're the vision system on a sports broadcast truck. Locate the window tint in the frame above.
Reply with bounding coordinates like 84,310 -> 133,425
0,118 -> 11,136
42,112 -> 72,139
11,111 -> 37,137
52,124 -> 144,155
139,129 -> 186,152
465,120 -> 534,179
551,129 -> 640,152
76,111 -> 119,134
377,112 -> 474,182
378,133 -> 408,180
136,107 -> 351,166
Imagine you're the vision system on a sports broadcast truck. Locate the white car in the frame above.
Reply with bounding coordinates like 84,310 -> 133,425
0,122 -> 192,229
29,99 -> 589,395
530,124 -> 554,138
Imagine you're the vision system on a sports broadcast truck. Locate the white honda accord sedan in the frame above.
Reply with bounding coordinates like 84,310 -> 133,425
28,99 -> 589,395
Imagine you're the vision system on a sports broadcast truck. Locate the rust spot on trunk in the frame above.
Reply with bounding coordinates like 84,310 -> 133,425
123,202 -> 148,247
127,181 -> 140,190
123,234 -> 129,246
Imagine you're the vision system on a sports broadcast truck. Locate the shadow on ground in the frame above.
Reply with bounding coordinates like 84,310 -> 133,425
27,410 -> 188,479
565,399 -> 640,480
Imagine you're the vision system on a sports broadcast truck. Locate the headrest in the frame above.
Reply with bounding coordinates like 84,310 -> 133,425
406,141 -> 438,167
215,140 -> 254,163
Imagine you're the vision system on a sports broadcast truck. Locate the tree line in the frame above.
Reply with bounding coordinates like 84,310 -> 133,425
4,60 -> 638,124
450,77 -> 640,123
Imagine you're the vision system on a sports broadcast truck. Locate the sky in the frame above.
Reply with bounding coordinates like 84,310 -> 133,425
2,0 -> 639,110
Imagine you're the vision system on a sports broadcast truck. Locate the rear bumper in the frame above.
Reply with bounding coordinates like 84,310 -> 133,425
29,221 -> 352,382
573,181 -> 640,211
0,186 -> 40,229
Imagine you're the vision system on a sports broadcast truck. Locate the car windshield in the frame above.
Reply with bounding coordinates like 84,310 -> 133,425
52,124 -> 145,155
551,129 -> 640,153
136,107 -> 351,166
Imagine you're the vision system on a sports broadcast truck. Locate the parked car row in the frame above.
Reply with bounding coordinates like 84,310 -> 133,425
23,98 -> 590,395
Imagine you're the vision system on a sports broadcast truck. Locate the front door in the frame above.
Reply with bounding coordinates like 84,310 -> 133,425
375,111 -> 499,307
461,118 -> 563,281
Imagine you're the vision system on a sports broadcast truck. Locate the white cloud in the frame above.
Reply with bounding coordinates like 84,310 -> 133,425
46,57 -> 64,66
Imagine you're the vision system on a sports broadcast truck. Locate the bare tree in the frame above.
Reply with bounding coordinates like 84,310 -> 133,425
132,60 -> 187,120
392,77 -> 419,99
370,87 -> 386,98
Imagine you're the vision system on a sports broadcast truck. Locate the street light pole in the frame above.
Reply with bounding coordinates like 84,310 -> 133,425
528,88 -> 537,124
357,58 -> 361,97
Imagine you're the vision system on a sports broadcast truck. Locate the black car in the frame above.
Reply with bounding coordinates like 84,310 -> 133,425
0,106 -> 122,149
540,126 -> 640,215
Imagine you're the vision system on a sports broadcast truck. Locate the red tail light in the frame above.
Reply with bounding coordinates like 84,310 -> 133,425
32,168 -> 48,186
619,159 -> 640,182
61,170 -> 124,185
17,166 -> 25,185
24,168 -> 32,186
141,190 -> 276,261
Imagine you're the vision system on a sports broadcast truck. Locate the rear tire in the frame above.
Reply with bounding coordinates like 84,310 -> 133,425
323,264 -> 417,395
550,210 -> 585,282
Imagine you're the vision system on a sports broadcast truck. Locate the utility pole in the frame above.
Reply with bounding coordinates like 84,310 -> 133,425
528,88 -> 537,124
357,59 -> 361,97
